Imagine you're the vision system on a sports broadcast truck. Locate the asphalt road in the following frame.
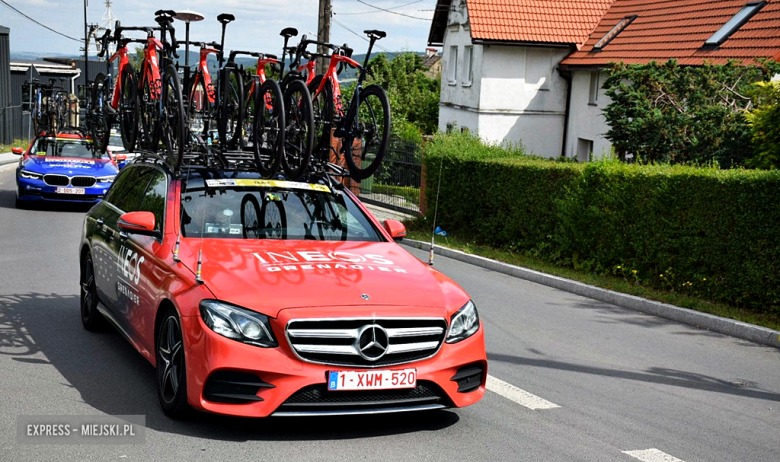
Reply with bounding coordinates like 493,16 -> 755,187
0,163 -> 778,461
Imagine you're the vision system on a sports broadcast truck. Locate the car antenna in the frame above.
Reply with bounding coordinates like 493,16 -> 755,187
427,151 -> 445,266
173,163 -> 193,263
195,208 -> 205,284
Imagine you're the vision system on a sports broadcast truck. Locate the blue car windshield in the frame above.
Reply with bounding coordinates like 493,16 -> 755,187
30,138 -> 104,159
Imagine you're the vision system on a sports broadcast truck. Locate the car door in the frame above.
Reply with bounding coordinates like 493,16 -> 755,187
98,165 -> 154,330
122,168 -> 171,355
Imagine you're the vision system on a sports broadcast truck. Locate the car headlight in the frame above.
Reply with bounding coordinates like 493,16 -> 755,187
97,175 -> 116,183
19,170 -> 42,180
199,300 -> 277,347
446,300 -> 480,343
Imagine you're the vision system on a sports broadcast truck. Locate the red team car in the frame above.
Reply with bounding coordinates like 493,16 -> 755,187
79,158 -> 486,417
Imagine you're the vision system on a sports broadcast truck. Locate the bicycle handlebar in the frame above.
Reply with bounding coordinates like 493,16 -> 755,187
97,29 -> 112,58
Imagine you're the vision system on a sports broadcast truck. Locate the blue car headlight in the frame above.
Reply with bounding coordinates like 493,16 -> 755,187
19,170 -> 42,180
97,175 -> 116,183
446,300 -> 480,343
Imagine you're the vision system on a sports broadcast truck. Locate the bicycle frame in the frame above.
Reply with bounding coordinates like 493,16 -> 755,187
192,46 -> 220,105
108,44 -> 132,109
141,35 -> 165,100
296,59 -> 317,86
312,53 -> 361,118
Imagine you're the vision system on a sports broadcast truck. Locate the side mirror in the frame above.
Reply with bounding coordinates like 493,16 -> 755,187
11,147 -> 24,155
383,219 -> 407,242
118,212 -> 159,238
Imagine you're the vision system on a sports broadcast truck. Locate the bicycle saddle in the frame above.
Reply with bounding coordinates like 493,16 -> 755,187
280,27 -> 298,38
364,29 -> 386,40
217,13 -> 235,24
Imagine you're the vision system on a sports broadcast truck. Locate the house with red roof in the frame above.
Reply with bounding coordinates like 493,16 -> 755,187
429,0 -> 780,160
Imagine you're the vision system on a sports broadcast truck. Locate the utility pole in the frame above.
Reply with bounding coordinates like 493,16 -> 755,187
316,0 -> 331,75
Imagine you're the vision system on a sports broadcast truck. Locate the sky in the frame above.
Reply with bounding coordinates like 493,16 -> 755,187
1,0 -> 439,56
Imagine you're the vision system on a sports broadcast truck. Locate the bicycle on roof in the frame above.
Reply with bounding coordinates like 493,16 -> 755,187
89,26 -> 141,153
301,30 -> 391,181
135,10 -> 186,169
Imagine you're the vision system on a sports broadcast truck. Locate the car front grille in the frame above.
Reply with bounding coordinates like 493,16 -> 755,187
43,174 -> 69,186
71,176 -> 97,187
286,318 -> 448,368
273,380 -> 449,416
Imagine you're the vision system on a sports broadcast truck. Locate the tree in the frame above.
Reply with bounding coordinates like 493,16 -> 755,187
603,60 -> 780,168
746,81 -> 780,169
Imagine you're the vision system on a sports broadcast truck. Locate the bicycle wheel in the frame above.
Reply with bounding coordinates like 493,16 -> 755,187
241,194 -> 262,239
342,84 -> 390,181
282,79 -> 314,180
261,197 -> 287,239
161,63 -> 186,170
188,73 -> 210,138
252,80 -> 285,178
218,66 -> 244,150
119,67 -> 139,152
139,71 -> 160,150
89,73 -> 111,153
240,76 -> 258,150
308,75 -> 333,162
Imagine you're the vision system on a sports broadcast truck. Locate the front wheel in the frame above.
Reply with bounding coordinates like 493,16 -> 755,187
282,79 -> 314,180
89,73 -> 111,153
218,66 -> 244,150
252,80 -> 285,178
161,64 -> 186,171
156,307 -> 190,418
342,84 -> 390,181
119,67 -> 139,152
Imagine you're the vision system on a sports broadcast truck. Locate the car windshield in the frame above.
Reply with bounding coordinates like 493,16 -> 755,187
30,138 -> 103,159
109,136 -> 124,148
180,175 -> 383,242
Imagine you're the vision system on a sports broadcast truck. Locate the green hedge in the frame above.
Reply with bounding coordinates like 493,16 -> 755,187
422,133 -> 780,313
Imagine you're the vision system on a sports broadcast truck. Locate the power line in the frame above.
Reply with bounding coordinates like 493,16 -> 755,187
336,0 -> 422,16
331,17 -> 392,53
355,0 -> 431,20
0,0 -> 82,42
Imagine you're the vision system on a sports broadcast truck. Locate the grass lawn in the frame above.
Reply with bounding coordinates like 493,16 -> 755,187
405,229 -> 780,332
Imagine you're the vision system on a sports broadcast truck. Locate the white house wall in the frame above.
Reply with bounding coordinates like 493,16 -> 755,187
566,70 -> 612,160
436,4 -> 570,158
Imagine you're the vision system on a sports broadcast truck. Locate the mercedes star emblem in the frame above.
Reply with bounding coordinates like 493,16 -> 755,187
355,324 -> 389,361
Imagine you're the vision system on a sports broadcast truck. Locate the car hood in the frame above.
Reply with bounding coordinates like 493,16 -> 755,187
178,239 -> 468,318
22,156 -> 117,176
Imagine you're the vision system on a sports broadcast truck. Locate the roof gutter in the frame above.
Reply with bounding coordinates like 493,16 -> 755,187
471,39 -> 573,49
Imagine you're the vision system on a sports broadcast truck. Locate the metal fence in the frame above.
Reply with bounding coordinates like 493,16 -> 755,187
0,105 -> 29,145
358,136 -> 422,215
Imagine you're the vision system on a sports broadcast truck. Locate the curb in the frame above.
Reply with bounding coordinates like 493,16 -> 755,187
402,239 -> 780,349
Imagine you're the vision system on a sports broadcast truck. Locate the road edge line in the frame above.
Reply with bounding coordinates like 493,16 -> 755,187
401,239 -> 780,349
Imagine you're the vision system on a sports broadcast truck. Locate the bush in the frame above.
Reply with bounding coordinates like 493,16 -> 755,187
746,81 -> 780,169
422,133 -> 780,314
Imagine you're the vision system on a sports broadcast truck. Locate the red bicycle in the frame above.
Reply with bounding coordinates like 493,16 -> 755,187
305,30 -> 390,180
89,27 -> 139,152
136,10 -> 186,167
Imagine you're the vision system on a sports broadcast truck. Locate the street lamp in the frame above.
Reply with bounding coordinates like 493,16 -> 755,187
174,10 -> 205,95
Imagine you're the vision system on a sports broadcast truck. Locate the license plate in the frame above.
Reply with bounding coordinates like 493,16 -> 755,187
327,369 -> 417,391
55,187 -> 85,195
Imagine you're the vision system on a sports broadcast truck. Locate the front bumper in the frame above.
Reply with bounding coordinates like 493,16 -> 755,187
16,176 -> 111,204
181,309 -> 487,417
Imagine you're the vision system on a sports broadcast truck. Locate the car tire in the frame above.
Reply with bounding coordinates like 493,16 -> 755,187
81,252 -> 107,331
15,196 -> 27,209
156,307 -> 191,418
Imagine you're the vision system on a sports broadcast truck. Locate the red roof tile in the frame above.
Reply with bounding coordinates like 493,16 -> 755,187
428,0 -> 615,46
562,0 -> 780,66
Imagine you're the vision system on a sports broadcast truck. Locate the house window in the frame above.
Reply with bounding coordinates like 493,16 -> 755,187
448,45 -> 458,85
462,46 -> 473,85
577,138 -> 594,162
593,15 -> 637,50
705,2 -> 765,46
589,72 -> 600,105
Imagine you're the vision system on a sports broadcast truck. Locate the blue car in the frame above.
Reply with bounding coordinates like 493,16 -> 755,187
14,134 -> 118,208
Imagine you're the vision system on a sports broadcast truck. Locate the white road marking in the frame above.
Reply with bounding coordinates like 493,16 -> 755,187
623,449 -> 687,462
486,375 -> 560,410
